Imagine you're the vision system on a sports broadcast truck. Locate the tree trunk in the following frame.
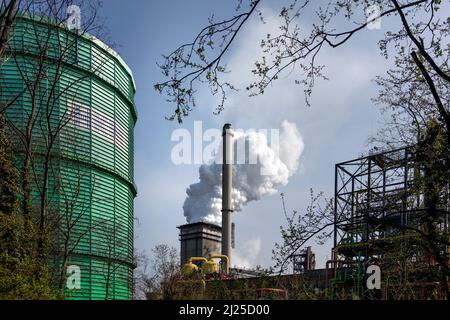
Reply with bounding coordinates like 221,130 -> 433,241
0,0 -> 17,57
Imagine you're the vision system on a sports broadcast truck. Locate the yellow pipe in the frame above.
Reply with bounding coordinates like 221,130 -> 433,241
181,257 -> 208,275
209,254 -> 229,274
188,257 -> 208,264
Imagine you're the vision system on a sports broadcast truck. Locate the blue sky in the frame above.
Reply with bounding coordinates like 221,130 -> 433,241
100,0 -> 395,269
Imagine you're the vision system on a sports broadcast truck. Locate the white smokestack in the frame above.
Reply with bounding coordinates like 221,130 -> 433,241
183,120 -> 304,225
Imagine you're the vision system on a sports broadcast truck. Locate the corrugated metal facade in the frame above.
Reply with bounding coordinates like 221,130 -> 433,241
0,16 -> 136,300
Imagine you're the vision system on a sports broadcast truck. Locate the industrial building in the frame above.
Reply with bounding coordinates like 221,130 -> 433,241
0,15 -> 136,299
178,125 -> 235,270
178,222 -> 222,265
178,143 -> 449,299
329,146 -> 449,299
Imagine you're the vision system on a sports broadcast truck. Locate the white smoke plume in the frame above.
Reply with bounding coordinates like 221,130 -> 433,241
183,120 -> 304,225
232,238 -> 262,269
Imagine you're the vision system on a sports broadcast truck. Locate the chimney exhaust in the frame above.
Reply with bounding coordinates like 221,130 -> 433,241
221,123 -> 233,267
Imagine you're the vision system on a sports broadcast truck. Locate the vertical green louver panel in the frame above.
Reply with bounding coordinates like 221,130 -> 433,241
0,16 -> 137,300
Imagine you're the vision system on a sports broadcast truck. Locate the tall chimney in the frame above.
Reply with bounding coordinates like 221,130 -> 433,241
221,123 -> 233,267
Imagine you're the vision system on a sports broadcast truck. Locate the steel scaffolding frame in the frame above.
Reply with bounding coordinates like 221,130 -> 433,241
329,146 -> 449,299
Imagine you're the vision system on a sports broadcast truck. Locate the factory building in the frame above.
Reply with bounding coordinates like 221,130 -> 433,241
178,222 -> 236,264
178,125 -> 236,267
177,145 -> 449,299
0,15 -> 137,299
178,222 -> 222,265
329,146 -> 449,299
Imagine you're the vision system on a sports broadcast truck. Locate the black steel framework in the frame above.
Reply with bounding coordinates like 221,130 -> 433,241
334,147 -> 418,248
330,146 -> 449,299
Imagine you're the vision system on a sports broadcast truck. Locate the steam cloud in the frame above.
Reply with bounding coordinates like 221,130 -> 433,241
183,120 -> 304,225
232,238 -> 262,268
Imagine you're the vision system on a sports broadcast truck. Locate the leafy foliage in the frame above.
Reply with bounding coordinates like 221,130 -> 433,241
134,244 -> 181,300
273,190 -> 333,274
0,212 -> 55,299
0,114 -> 55,299
0,114 -> 18,214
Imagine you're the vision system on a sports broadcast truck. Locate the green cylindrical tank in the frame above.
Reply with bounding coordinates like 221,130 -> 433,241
0,15 -> 137,299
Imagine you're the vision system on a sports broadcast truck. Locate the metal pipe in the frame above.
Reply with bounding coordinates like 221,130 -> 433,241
209,254 -> 230,274
188,257 -> 208,264
221,123 -> 233,268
